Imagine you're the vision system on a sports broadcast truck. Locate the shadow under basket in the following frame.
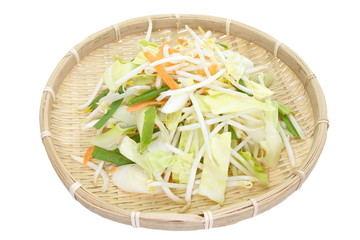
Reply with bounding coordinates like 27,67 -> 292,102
39,14 -> 329,230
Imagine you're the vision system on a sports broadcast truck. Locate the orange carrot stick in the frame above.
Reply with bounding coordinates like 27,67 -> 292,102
209,63 -> 218,76
83,146 -> 94,165
125,100 -> 168,112
177,38 -> 186,45
169,48 -> 180,54
109,167 -> 118,173
199,71 -> 206,76
194,55 -> 211,60
157,41 -> 170,59
143,51 -> 180,90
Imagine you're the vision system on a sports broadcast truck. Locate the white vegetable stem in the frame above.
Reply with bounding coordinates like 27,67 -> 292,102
115,62 -> 149,86
77,77 -> 104,110
287,113 -> 306,139
185,146 -> 205,202
189,93 -> 213,164
233,135 -> 252,152
158,69 -> 226,99
71,155 -> 109,192
144,18 -> 152,42
185,25 -> 211,77
150,56 -> 202,67
279,126 -> 296,167
178,114 -> 243,131
175,70 -> 206,82
223,73 -> 254,95
153,174 -> 185,203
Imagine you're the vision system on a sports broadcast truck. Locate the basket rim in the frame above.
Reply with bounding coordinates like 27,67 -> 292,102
39,14 -> 328,230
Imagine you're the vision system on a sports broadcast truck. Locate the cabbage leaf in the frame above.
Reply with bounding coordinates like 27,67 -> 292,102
103,60 -> 138,91
91,124 -> 136,150
199,132 -> 231,204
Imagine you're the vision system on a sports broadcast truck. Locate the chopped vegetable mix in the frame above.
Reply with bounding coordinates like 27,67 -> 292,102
73,21 -> 305,206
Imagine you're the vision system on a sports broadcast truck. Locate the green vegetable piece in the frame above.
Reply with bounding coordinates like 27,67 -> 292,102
237,79 -> 253,97
165,110 -> 182,131
239,151 -> 269,185
89,89 -> 110,110
138,39 -> 158,47
199,132 -> 231,204
272,100 -> 293,115
130,134 -> 141,143
215,42 -> 228,49
130,74 -> 156,85
252,73 -> 274,87
93,88 -> 124,130
91,124 -> 136,150
93,146 -> 134,166
127,86 -> 169,106
93,98 -> 123,130
139,106 -> 156,152
131,128 -> 159,143
228,125 -> 238,140
279,113 -> 300,139
171,154 -> 193,184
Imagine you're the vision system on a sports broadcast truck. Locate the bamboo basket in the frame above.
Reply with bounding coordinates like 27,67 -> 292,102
39,14 -> 328,230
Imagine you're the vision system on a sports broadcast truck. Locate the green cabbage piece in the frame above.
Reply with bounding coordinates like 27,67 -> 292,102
118,136 -> 152,173
259,100 -> 284,167
252,73 -> 274,87
90,124 -> 136,150
146,150 -> 174,174
199,132 -> 231,204
195,90 -> 274,114
119,137 -> 174,175
225,52 -> 254,80
129,74 -> 156,85
239,151 -> 269,185
132,40 -> 159,65
171,154 -> 193,184
103,60 -> 138,91
112,105 -> 137,127
165,110 -> 182,131
246,80 -> 274,99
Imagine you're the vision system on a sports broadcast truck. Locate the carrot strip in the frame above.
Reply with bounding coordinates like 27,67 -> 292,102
194,54 -> 211,60
143,51 -> 180,89
199,71 -> 206,76
209,63 -> 218,76
169,48 -> 180,54
165,62 -> 177,67
157,41 -> 170,59
83,146 -> 94,165
125,100 -> 168,112
177,38 -> 186,45
109,167 -> 118,173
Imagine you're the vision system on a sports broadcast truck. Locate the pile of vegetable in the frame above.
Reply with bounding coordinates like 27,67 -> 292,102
71,21 -> 305,209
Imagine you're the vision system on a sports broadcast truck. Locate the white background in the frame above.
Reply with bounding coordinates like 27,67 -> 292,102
1,0 -> 358,239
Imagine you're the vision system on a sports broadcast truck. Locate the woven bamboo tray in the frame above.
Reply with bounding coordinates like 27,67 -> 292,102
39,14 -> 328,230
